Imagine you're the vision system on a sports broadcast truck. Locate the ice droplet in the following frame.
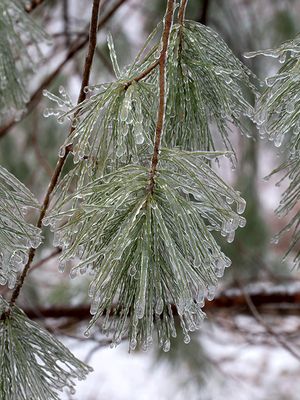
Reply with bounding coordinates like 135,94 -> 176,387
237,199 -> 246,214
163,340 -> 170,352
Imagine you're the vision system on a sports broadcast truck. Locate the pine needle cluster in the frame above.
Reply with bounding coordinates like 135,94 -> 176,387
43,3 -> 254,349
246,35 -> 300,267
0,296 -> 91,400
0,0 -> 48,123
0,166 -> 41,289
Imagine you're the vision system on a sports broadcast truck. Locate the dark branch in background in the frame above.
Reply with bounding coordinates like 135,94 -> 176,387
62,0 -> 71,49
24,286 -> 300,320
0,0 -> 128,139
6,0 -> 102,311
198,0 -> 210,25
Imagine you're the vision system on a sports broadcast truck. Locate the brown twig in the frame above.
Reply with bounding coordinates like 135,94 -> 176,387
0,0 -> 128,139
30,248 -> 62,272
148,0 -> 175,193
178,0 -> 188,25
7,0 -> 102,310
124,60 -> 159,89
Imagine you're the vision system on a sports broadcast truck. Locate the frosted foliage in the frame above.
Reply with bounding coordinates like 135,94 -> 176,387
45,150 -> 246,351
0,0 -> 48,123
60,80 -> 155,168
43,32 -> 158,176
271,156 -> 300,268
0,166 -> 42,288
0,296 -> 92,400
247,36 -> 300,267
164,21 -> 257,158
246,34 -> 300,148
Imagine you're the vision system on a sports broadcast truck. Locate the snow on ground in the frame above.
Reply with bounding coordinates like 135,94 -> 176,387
60,317 -> 300,400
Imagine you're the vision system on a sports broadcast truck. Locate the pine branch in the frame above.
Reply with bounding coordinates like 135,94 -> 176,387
7,0 -> 102,310
148,0 -> 175,193
42,0 -> 253,351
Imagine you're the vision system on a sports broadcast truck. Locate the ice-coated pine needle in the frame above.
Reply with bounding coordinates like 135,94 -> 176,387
45,150 -> 246,350
247,35 -> 300,267
0,166 -> 42,289
0,0 -> 49,123
0,296 -> 92,400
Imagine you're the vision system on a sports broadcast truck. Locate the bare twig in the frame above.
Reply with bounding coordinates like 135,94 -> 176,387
30,248 -> 62,272
7,0 -> 102,311
241,285 -> 300,362
148,0 -> 175,193
62,0 -> 71,49
124,60 -> 159,89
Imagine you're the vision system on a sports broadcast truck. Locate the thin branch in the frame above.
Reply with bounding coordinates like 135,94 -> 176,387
242,286 -> 300,362
124,60 -> 159,89
178,0 -> 188,25
84,342 -> 113,363
30,248 -> 62,272
0,0 -> 128,139
148,0 -> 175,193
7,0 -> 102,310
62,0 -> 71,49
